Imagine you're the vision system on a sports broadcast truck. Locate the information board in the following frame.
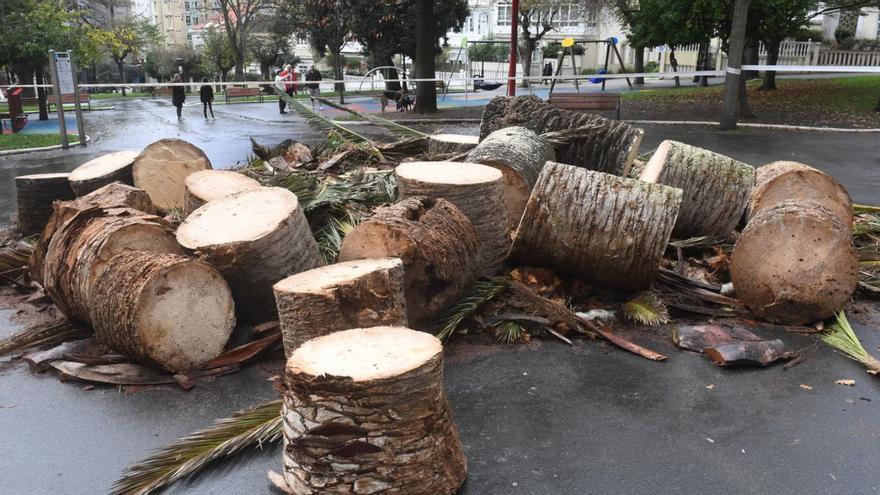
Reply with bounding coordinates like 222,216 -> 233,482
54,52 -> 75,94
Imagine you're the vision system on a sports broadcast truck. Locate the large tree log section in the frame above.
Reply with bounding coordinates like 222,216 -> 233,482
510,162 -> 683,293
395,161 -> 509,274
338,197 -> 480,324
639,140 -> 755,238
14,173 -> 75,234
177,187 -> 322,323
749,161 -> 853,227
133,138 -> 213,212
68,150 -> 139,196
280,326 -> 467,495
465,126 -> 555,229
90,251 -> 235,372
426,134 -> 479,156
479,95 -> 644,176
183,170 -> 261,216
730,200 -> 858,324
274,258 -> 407,356
42,208 -> 183,324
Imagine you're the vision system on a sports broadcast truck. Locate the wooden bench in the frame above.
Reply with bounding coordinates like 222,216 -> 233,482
549,92 -> 621,120
48,93 -> 91,111
154,87 -> 173,96
225,87 -> 262,104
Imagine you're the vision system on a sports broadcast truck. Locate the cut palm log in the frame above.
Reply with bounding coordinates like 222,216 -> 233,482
90,251 -> 234,372
338,197 -> 480,324
465,126 -> 555,228
68,150 -> 139,196
730,200 -> 858,324
133,138 -> 212,212
183,170 -> 261,216
749,161 -> 853,227
43,208 -> 183,324
396,161 -> 509,274
14,173 -> 75,234
639,140 -> 755,238
274,258 -> 407,356
177,187 -> 322,323
29,182 -> 156,285
479,95 -> 643,176
280,326 -> 466,495
510,162 -> 683,292
427,134 -> 479,156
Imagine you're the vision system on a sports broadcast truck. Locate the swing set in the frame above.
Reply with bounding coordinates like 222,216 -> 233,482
549,37 -> 633,94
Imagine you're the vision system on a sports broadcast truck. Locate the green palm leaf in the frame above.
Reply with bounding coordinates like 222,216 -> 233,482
316,96 -> 428,139
434,277 -> 510,341
272,88 -> 371,143
621,291 -> 670,326
819,310 -> 880,373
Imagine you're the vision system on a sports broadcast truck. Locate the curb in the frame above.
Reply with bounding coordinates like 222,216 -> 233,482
0,135 -> 92,156
624,120 -> 880,133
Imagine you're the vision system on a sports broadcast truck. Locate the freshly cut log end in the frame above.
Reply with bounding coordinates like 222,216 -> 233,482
510,161 -> 683,292
338,197 -> 480,324
90,251 -> 235,372
640,140 -> 755,238
133,138 -> 212,212
68,150 -> 139,196
14,173 -> 75,234
466,126 -> 555,229
183,169 -> 261,216
274,257 -> 407,356
730,200 -> 858,325
396,161 -> 509,274
427,134 -> 479,156
750,160 -> 853,227
177,187 -> 322,323
282,326 -> 467,495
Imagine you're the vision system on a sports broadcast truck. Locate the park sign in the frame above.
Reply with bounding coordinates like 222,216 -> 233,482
53,52 -> 75,94
48,50 -> 85,150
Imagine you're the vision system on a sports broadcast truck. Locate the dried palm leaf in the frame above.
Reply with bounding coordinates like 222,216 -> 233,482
853,204 -> 880,214
0,319 -> 89,358
434,277 -> 510,341
819,311 -> 880,374
0,240 -> 34,272
273,88 -> 371,143
622,292 -> 670,326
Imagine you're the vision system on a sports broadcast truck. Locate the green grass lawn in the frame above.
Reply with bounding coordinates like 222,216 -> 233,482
0,134 -> 81,151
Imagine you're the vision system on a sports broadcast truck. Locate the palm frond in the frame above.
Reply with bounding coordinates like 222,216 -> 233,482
0,319 -> 89,358
314,210 -> 360,264
494,321 -> 525,345
0,240 -> 33,272
668,236 -> 729,249
621,291 -> 670,326
272,88 -> 371,143
853,204 -> 880,214
853,214 -> 880,237
540,124 -> 602,146
111,399 -> 283,495
434,277 -> 510,342
316,97 -> 428,139
819,311 -> 880,373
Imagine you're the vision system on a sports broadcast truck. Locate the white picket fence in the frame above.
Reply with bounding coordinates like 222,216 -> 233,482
819,50 -> 880,66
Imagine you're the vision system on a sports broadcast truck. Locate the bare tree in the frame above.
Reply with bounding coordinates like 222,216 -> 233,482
214,0 -> 271,80
517,0 -> 567,87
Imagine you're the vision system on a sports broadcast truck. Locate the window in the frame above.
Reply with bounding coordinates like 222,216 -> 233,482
466,16 -> 473,32
497,3 -> 511,26
186,14 -> 191,25
184,1 -> 189,9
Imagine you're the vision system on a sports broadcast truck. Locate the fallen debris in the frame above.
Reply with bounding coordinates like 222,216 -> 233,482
14,173 -> 75,235
133,138 -> 213,212
750,161 -> 853,227
68,150 -> 139,196
673,324 -> 793,367
183,170 -> 261,216
819,311 -> 880,374
835,379 -> 856,386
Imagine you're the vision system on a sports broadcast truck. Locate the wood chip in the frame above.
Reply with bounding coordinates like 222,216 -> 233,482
799,384 -> 813,390
835,379 -> 855,387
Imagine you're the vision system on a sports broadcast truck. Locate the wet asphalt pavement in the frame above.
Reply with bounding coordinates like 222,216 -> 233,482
1,97 -> 879,494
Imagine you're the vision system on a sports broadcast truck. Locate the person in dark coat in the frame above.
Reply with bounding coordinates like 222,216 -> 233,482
542,62 -> 553,85
305,66 -> 322,110
199,77 -> 215,119
171,73 -> 186,119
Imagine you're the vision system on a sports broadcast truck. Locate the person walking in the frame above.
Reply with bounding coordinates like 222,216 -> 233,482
305,66 -> 322,110
542,62 -> 553,85
171,73 -> 186,120
275,68 -> 287,114
281,63 -> 298,98
199,77 -> 215,119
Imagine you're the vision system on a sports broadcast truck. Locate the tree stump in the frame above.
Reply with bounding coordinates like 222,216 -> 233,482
133,138 -> 213,212
280,326 -> 467,495
510,162 -> 683,292
177,187 -> 322,323
68,150 -> 139,196
183,170 -> 262,216
90,251 -> 235,372
465,126 -> 555,229
730,200 -> 858,324
42,208 -> 183,324
338,197 -> 480,324
639,140 -> 755,238
426,134 -> 479,156
14,173 -> 75,234
749,161 -> 853,228
396,161 -> 509,274
274,258 -> 407,356
479,95 -> 644,176
29,182 -> 156,285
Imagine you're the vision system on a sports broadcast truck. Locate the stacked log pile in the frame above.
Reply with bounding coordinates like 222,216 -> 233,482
183,170 -> 261,216
133,138 -> 213,212
14,173 -> 75,234
68,150 -> 139,196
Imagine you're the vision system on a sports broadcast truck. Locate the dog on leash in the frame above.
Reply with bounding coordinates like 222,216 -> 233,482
397,94 -> 415,112
377,90 -> 414,113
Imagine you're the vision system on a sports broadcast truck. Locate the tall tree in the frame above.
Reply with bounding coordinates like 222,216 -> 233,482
516,0 -> 571,88
103,16 -> 158,96
295,0 -> 357,102
214,0 -> 270,80
720,0 -> 750,129
202,26 -> 236,82
414,0 -> 436,112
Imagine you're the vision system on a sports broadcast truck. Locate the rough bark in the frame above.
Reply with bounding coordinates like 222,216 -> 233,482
479,95 -> 644,177
465,126 -> 555,230
90,251 -> 235,372
749,161 -> 853,228
395,161 -> 509,274
68,150 -> 139,197
29,182 -> 156,285
639,140 -> 755,238
426,134 -> 479,156
760,40 -> 780,91
43,208 -> 183,324
720,0 -> 751,130
633,47 -> 645,85
176,187 -> 322,323
414,0 -> 437,114
510,162 -> 683,293
730,200 -> 858,324
338,197 -> 480,324
14,173 -> 75,235
133,138 -> 213,212
274,258 -> 408,356
183,170 -> 261,216
280,326 -> 467,495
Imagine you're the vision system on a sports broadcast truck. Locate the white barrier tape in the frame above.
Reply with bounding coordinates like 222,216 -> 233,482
725,67 -> 742,75
742,64 -> 880,73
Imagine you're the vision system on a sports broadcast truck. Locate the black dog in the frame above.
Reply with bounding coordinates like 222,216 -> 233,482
397,94 -> 415,112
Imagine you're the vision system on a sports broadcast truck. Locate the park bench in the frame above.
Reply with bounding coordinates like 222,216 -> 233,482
225,87 -> 262,104
154,87 -> 173,96
48,92 -> 91,111
549,92 -> 621,120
